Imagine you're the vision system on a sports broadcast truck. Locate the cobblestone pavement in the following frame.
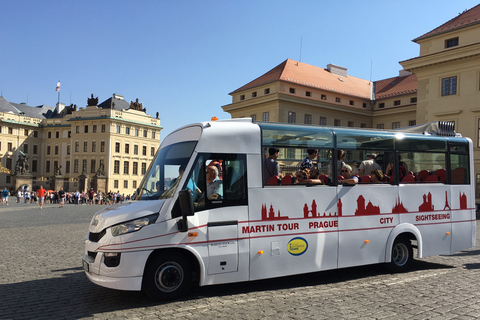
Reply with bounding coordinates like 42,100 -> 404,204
1,201 -> 480,319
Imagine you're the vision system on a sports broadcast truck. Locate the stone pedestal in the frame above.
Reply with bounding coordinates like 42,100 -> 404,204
52,176 -> 65,191
92,175 -> 107,193
14,174 -> 33,192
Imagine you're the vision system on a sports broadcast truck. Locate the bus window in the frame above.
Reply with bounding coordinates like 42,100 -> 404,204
183,154 -> 247,212
448,138 -> 470,184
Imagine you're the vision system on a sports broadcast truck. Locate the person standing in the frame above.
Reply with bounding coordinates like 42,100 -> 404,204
301,149 -> 319,171
58,188 -> 66,208
358,154 -> 381,177
2,188 -> 9,205
37,185 -> 47,209
263,147 -> 280,184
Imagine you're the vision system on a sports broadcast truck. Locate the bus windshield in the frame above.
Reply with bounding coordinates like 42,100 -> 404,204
136,141 -> 197,200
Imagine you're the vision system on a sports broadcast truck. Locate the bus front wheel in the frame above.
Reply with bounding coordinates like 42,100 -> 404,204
388,236 -> 413,272
143,252 -> 192,300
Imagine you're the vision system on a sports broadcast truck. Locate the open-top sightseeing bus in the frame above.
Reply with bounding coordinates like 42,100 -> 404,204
83,119 -> 475,300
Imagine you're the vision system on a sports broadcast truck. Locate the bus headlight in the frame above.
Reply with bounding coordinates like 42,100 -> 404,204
111,213 -> 159,237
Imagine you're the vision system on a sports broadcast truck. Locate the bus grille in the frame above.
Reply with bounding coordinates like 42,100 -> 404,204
89,230 -> 106,242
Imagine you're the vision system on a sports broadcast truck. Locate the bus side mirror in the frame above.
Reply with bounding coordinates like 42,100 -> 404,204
177,190 -> 194,232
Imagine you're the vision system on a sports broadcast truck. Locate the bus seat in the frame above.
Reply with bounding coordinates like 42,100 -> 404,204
451,167 -> 466,184
389,175 -> 395,184
281,175 -> 294,185
338,175 -> 344,182
360,175 -> 371,184
267,175 -> 280,186
319,174 -> 330,184
417,170 -> 430,181
401,175 -> 416,183
424,174 -> 440,182
435,168 -> 446,182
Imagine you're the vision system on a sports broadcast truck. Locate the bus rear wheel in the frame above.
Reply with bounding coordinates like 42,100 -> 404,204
388,236 -> 413,272
143,253 -> 192,300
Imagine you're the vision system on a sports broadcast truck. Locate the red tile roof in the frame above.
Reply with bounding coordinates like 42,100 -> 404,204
375,74 -> 418,99
230,59 -> 372,99
414,4 -> 480,42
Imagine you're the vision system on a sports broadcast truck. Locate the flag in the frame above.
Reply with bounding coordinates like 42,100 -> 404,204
56,81 -> 61,92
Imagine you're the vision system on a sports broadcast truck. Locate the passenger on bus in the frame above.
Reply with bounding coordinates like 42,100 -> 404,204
385,155 -> 408,180
328,149 -> 345,177
263,147 -> 280,185
370,169 -> 384,183
359,154 -> 381,177
295,169 -> 323,185
340,165 -> 358,185
300,149 -> 318,170
206,165 -> 223,200
309,167 -> 320,179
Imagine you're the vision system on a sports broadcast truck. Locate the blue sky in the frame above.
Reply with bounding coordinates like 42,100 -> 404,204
1,1 -> 479,138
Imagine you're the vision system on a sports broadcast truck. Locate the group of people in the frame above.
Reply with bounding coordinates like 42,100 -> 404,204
263,147 -> 392,186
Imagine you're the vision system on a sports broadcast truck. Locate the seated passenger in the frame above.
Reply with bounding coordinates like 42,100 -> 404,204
340,165 -> 358,185
370,169 -> 384,183
309,167 -> 320,179
206,166 -> 223,200
295,169 -> 323,185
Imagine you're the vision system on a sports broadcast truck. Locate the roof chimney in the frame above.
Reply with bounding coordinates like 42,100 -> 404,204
326,64 -> 347,77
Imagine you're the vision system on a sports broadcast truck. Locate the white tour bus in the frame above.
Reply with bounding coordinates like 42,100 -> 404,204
83,119 -> 475,300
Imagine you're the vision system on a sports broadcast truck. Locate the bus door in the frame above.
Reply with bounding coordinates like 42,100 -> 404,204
187,154 -> 249,276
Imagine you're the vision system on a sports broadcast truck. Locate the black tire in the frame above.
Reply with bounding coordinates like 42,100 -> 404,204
142,252 -> 192,300
388,236 -> 413,272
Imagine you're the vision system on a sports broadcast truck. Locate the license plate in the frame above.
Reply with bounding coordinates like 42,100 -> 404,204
82,259 -> 89,272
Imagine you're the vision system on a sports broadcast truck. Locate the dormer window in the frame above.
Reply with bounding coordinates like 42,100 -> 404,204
445,37 -> 459,48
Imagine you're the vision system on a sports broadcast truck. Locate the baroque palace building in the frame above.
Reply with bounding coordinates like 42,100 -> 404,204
222,4 -> 480,198
0,93 -> 162,194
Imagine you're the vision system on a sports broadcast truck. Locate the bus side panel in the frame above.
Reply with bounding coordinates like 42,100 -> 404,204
450,184 -> 476,253
398,184 -> 452,257
247,186 -> 338,281
337,185 -> 399,268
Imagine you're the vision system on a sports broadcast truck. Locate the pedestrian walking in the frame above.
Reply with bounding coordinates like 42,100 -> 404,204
37,185 -> 47,209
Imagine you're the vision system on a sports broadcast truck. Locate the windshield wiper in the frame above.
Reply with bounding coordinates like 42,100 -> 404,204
141,187 -> 153,198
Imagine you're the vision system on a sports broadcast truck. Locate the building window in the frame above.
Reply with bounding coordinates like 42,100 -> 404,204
66,145 -> 70,155
306,91 -> 311,97
392,122 -> 400,129
68,131 -> 71,138
54,146 -> 59,155
133,162 -> 138,175
46,161 -> 51,173
33,131 -> 38,138
251,115 -> 256,121
394,100 -> 401,106
65,161 -> 70,174
100,141 -> 105,153
6,158 -> 12,170
101,124 -> 106,133
23,144 -> 28,153
133,181 -> 137,189
240,95 -> 245,100
445,37 -> 459,48
114,180 -> 119,189
379,103 -> 385,108
76,126 -> 80,133
125,144 -> 130,154
361,123 -> 367,128
304,114 -> 312,125
143,130 -> 147,137
115,142 -> 120,153
125,127 -> 130,135
288,112 -> 296,124
47,146 -> 51,155
478,119 -> 480,147
33,145 -> 38,154
442,76 -> 457,96
124,180 -> 128,188
151,131 -> 155,139
84,125 -> 88,133
124,161 -> 129,174
135,128 -> 139,136
289,88 -> 295,94
264,88 -> 270,94
116,125 -> 121,133
74,159 -> 79,173
321,94 -> 327,100
32,160 -> 38,172
349,100 -> 354,106
91,160 -> 96,173
410,97 -> 417,103
48,132 -> 52,138
114,160 -> 120,174
348,121 -> 354,127
142,146 -> 147,156
362,103 -> 367,108
151,147 -> 155,156
141,163 -> 147,174
252,92 -> 257,98
377,124 -> 384,129
24,129 -> 28,136
263,112 -> 269,122
92,142 -> 96,153
7,142 -> 12,151
320,117 -> 327,126
409,120 -> 417,126
93,125 -> 97,133
56,131 -> 60,138
83,141 -> 88,152
334,119 -> 341,126
335,97 -> 341,103
134,145 -> 138,155
82,160 -> 87,173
